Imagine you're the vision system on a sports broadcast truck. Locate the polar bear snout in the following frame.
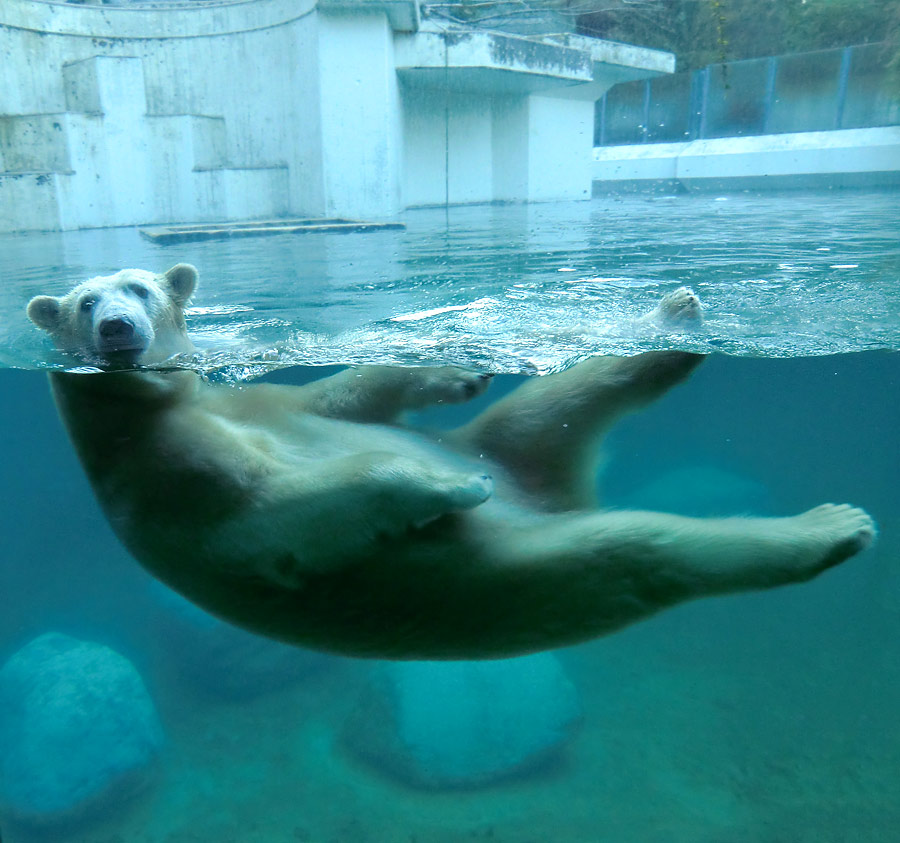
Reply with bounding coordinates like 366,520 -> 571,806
98,316 -> 135,343
94,311 -> 154,361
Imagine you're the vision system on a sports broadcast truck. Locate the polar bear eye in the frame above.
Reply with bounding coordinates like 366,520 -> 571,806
79,296 -> 96,313
129,284 -> 150,300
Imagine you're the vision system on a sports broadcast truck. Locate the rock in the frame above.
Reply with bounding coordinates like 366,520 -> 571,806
0,632 -> 163,829
344,653 -> 581,788
150,583 -> 332,699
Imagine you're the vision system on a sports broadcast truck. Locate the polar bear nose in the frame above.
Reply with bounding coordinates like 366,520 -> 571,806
98,317 -> 135,342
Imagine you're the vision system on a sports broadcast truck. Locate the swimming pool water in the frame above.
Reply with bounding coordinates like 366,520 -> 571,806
3,190 -> 899,375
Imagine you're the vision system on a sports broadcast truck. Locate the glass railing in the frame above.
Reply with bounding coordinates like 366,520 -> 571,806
595,42 -> 899,145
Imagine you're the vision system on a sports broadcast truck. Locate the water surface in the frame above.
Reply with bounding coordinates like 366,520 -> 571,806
2,191 -> 898,375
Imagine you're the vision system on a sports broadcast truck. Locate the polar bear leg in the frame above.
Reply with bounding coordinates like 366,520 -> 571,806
233,451 -> 495,587
295,365 -> 493,423
364,503 -> 876,657
453,350 -> 704,509
500,503 -> 877,650
451,290 -> 704,509
311,503 -> 875,658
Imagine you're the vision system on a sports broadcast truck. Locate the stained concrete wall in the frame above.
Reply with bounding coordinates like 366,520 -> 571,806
1,0 -> 672,232
0,0 -> 318,231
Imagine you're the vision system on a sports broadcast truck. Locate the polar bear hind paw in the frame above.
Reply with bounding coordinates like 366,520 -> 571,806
797,503 -> 877,576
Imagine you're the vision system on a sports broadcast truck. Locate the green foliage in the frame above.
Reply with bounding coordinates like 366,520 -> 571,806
576,0 -> 900,72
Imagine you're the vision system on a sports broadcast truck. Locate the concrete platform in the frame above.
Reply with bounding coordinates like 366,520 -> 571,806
139,218 -> 406,244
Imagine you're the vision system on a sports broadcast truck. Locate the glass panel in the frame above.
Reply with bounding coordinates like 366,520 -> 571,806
843,42 -> 900,128
703,58 -> 771,138
647,71 -> 693,142
602,79 -> 647,145
5,3 -> 900,842
768,48 -> 843,133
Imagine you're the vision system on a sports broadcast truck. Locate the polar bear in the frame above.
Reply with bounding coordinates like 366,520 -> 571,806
27,264 -> 876,659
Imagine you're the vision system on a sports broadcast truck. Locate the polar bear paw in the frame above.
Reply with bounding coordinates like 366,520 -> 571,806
362,453 -> 494,534
409,470 -> 494,529
414,366 -> 494,406
794,503 -> 877,576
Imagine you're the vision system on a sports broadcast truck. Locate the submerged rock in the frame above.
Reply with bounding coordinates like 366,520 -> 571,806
624,464 -> 770,517
344,653 -> 581,788
150,583 -> 332,699
0,632 -> 163,829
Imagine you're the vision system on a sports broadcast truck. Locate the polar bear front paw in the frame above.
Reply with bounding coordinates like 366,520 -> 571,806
414,366 -> 494,407
410,471 -> 493,529
444,472 -> 494,510
363,453 -> 494,535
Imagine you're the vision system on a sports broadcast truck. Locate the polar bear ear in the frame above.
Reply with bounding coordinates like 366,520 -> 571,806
27,295 -> 62,332
162,264 -> 199,306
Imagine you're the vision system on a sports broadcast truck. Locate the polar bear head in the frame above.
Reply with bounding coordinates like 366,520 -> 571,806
27,263 -> 198,367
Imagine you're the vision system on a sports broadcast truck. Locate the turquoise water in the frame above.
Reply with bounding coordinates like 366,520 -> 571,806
1,193 -> 899,841
3,192 -> 899,374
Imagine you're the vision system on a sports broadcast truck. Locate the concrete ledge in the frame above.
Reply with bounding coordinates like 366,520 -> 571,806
548,33 -> 675,82
593,127 -> 900,192
397,27 -> 673,97
396,29 -> 591,92
319,0 -> 418,32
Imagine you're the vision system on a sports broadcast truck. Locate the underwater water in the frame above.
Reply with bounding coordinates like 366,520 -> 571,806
0,192 -> 899,842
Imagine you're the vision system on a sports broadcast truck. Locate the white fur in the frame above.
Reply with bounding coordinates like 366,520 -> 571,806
27,267 -> 877,659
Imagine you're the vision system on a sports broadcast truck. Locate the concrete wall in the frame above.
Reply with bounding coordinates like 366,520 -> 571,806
396,27 -> 672,208
0,0 -> 318,231
1,0 -> 672,232
592,126 -> 900,192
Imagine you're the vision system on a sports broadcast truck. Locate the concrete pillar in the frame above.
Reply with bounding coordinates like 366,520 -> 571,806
526,95 -> 594,201
491,96 -> 530,201
58,56 -> 152,228
396,28 -> 674,208
317,10 -> 403,218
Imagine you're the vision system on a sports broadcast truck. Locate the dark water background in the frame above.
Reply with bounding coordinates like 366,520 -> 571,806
1,191 -> 899,840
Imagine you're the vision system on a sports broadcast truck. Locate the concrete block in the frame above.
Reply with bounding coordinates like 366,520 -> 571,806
0,115 -> 71,173
55,112 -> 152,229
527,94 -> 593,201
0,172 -> 61,232
63,56 -> 147,120
318,10 -> 403,217
221,167 -> 291,220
